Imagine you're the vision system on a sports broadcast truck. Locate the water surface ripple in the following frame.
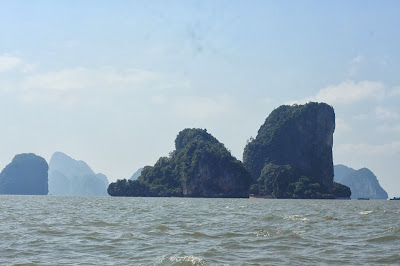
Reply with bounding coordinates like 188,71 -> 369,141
0,196 -> 399,265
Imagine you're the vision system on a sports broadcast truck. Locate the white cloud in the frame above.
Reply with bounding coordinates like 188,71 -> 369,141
353,114 -> 368,120
351,55 -> 363,64
22,67 -> 94,92
0,59 -> 190,104
174,95 -> 233,119
313,80 -> 385,105
291,80 -> 386,105
348,55 -> 363,76
376,124 -> 400,133
21,67 -> 186,93
0,54 -> 22,72
150,94 -> 168,104
335,118 -> 352,135
335,141 -> 400,156
390,86 -> 400,96
375,107 -> 398,120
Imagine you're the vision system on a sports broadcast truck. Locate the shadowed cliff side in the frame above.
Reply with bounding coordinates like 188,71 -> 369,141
0,153 -> 48,195
243,102 -> 349,199
108,128 -> 250,198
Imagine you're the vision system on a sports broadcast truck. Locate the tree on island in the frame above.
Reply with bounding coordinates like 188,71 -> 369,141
108,128 -> 250,198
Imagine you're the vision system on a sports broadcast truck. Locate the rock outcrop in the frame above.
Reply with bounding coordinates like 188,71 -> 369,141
48,152 -> 109,196
108,128 -> 250,198
0,153 -> 48,195
243,102 -> 341,198
334,164 -> 388,199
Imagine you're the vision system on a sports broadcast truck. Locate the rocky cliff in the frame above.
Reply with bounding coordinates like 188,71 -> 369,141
108,128 -> 250,197
243,102 -> 342,198
48,152 -> 109,196
0,153 -> 48,195
334,164 -> 388,199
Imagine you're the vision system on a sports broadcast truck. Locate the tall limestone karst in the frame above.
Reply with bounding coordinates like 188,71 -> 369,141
0,153 -> 48,195
243,102 -> 349,199
334,164 -> 388,199
108,128 -> 251,198
48,152 -> 109,196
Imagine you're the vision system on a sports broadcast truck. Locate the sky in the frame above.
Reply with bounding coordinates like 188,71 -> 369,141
0,1 -> 399,197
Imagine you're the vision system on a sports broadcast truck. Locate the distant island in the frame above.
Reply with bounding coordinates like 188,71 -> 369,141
243,102 -> 350,199
0,153 -> 48,195
48,152 -> 109,196
334,164 -> 388,199
130,168 -> 143,181
108,128 -> 251,197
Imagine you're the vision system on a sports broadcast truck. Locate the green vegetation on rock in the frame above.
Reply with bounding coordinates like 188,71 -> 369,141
244,102 -> 349,199
332,181 -> 352,198
108,128 -> 250,198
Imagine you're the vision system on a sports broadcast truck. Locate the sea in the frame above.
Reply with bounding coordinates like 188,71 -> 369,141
0,196 -> 399,265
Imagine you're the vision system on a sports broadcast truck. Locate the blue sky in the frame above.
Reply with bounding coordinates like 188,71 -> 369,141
1,1 -> 399,197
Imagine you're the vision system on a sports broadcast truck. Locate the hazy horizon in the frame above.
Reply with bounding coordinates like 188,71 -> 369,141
1,1 -> 399,197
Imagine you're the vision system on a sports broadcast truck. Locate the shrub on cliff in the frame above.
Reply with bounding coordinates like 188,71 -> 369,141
244,102 -> 337,199
332,181 -> 352,198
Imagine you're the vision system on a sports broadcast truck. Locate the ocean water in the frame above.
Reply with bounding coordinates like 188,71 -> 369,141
0,196 -> 399,265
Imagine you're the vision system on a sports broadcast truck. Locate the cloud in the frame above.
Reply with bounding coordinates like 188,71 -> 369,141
0,59 -> 190,105
314,80 -> 385,105
335,141 -> 400,156
173,95 -> 233,119
150,94 -> 168,104
292,80 -> 385,105
0,54 -> 22,72
353,114 -> 368,120
335,118 -> 352,135
390,86 -> 400,96
22,67 -> 94,92
348,55 -> 363,76
376,124 -> 400,133
375,107 -> 398,120
351,56 -> 363,64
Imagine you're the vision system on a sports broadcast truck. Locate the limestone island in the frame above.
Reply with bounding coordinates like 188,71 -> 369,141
334,164 -> 388,199
108,128 -> 251,197
243,102 -> 350,199
48,152 -> 109,196
0,153 -> 48,195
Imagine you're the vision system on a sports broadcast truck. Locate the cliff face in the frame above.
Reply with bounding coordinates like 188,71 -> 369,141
0,153 -> 48,195
243,102 -> 337,198
48,152 -> 109,196
108,128 -> 250,198
334,165 -> 388,199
